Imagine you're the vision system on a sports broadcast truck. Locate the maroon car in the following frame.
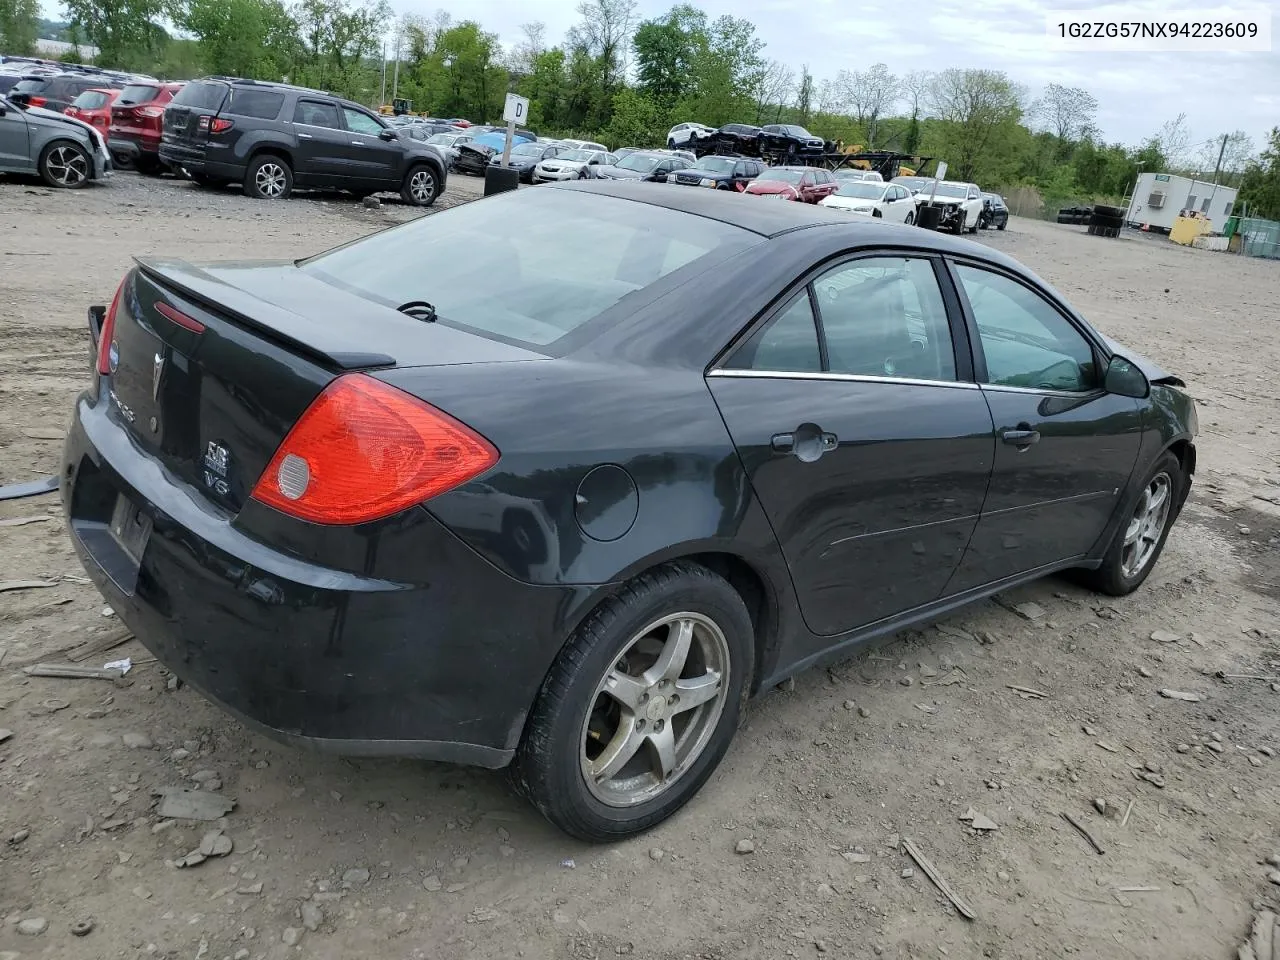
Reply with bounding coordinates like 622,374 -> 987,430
109,81 -> 183,174
743,166 -> 839,203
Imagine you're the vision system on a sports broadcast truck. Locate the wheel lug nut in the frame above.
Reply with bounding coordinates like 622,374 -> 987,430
636,718 -> 645,730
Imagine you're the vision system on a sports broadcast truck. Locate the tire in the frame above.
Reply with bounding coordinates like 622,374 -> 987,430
667,139 -> 676,149
872,208 -> 882,218
968,213 -> 979,233
400,164 -> 438,206
38,140 -> 92,189
243,154 -> 292,200
1094,204 -> 1126,218
1078,452 -> 1184,597
513,561 -> 754,842
953,212 -> 966,235
904,212 -> 915,226
997,220 -> 1007,231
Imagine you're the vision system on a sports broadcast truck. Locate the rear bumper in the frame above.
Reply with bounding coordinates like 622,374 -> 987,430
158,142 -> 241,180
110,133 -> 161,158
62,386 -> 590,768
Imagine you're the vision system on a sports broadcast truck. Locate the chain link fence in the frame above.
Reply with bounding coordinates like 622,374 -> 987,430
1238,218 -> 1280,259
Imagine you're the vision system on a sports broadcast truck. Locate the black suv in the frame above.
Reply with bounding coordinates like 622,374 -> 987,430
704,123 -> 762,156
669,155 -> 762,190
159,77 -> 448,206
759,123 -> 826,157
980,192 -> 1009,230
9,71 -> 131,113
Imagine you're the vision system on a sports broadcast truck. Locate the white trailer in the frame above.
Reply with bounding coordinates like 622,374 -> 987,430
1125,172 -> 1238,232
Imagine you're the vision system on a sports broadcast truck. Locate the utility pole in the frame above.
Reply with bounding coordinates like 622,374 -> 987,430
379,43 -> 387,107
391,31 -> 401,101
1206,133 -> 1228,221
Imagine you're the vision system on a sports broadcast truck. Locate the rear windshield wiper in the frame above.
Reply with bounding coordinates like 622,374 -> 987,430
397,300 -> 437,323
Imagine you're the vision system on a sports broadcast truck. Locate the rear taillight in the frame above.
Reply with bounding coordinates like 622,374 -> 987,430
210,118 -> 233,134
29,96 -> 46,107
96,277 -> 126,376
250,374 -> 499,525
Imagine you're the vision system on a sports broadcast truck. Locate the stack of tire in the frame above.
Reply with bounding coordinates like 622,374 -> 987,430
1056,205 -> 1093,225
1088,204 -> 1126,238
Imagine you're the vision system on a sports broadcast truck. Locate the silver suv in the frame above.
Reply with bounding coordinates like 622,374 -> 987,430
0,94 -> 112,188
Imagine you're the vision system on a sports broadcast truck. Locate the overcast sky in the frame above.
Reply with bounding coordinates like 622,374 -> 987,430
397,0 -> 1276,156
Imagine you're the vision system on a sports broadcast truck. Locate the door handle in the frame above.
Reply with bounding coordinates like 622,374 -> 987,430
772,426 -> 838,461
1001,427 -> 1041,448
297,132 -> 313,139
350,140 -> 364,146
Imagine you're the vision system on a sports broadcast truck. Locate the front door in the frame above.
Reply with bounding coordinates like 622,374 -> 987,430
342,107 -> 401,187
290,98 -> 349,185
944,260 -> 1143,593
708,254 -> 995,641
0,102 -> 30,170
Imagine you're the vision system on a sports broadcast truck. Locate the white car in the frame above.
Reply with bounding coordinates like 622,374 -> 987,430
533,149 -> 615,182
666,122 -> 713,149
556,138 -> 608,153
820,181 -> 918,224
833,168 -> 883,183
915,180 -> 985,233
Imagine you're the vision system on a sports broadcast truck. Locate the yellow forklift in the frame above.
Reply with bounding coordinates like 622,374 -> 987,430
378,97 -> 415,117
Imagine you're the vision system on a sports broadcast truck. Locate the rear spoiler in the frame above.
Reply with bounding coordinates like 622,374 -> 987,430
134,258 -> 396,371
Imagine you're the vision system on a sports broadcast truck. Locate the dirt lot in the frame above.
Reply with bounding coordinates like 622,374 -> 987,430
2,170 -> 1279,960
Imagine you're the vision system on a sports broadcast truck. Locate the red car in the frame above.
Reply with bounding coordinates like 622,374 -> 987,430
743,165 -> 840,203
109,81 -> 183,174
64,87 -> 120,136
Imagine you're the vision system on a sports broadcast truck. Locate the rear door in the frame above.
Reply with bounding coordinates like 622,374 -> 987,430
0,102 -> 31,169
943,260 -> 1142,593
161,79 -> 228,151
708,253 -> 994,641
290,98 -> 347,184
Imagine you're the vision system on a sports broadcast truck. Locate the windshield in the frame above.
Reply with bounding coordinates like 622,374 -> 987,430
894,177 -> 930,191
934,182 -> 969,198
616,154 -> 661,172
511,143 -> 543,157
300,190 -> 753,349
783,125 -> 813,137
560,150 -> 595,162
116,83 -> 159,105
756,169 -> 804,184
835,182 -> 884,199
169,80 -> 229,111
427,133 -> 460,145
71,90 -> 111,109
691,157 -> 735,174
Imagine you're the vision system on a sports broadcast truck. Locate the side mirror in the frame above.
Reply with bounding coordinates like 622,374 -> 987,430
10,92 -> 30,108
1104,355 -> 1150,399
379,128 -> 397,141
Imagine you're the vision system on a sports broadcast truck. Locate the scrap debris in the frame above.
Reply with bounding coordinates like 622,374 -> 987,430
1159,689 -> 1203,702
64,628 -> 133,663
959,808 -> 999,831
154,787 -> 236,821
1007,684 -> 1049,699
1061,812 -> 1105,854
901,838 -> 976,920
922,667 -> 967,687
0,516 -> 51,527
0,579 -> 57,593
24,663 -> 125,680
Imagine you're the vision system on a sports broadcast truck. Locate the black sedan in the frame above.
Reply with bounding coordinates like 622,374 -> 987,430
64,182 -> 1197,842
488,141 -> 565,183
592,150 -> 691,182
981,192 -> 1010,230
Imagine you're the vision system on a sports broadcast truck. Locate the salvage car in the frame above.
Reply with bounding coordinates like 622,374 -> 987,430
533,148 -> 615,182
453,129 -> 536,175
489,141 -> 565,183
818,180 -> 918,223
833,168 -> 883,183
666,121 -> 713,149
65,181 -> 1196,842
108,80 -> 183,174
917,180 -> 985,234
669,154 -> 762,190
0,92 -> 113,188
891,175 -> 935,195
705,123 -> 763,156
421,130 -> 472,167
743,166 -> 839,203
64,87 -> 119,137
591,150 -> 691,182
980,192 -> 1009,230
759,123 -> 826,157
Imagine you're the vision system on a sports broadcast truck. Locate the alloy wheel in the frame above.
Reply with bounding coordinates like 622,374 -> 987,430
46,146 -> 88,186
1120,472 -> 1171,579
580,612 -> 731,807
255,162 -> 287,198
409,169 -> 435,203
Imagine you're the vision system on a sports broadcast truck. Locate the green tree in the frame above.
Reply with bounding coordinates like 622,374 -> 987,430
176,0 -> 296,79
62,0 -> 166,68
604,86 -> 666,146
1239,127 -> 1280,219
631,4 -> 704,109
0,0 -> 40,56
927,68 -> 1025,181
291,0 -> 389,102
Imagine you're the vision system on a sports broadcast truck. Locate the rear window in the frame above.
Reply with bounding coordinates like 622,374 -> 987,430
227,88 -> 284,119
116,84 -> 159,106
72,90 -> 112,109
301,189 -> 752,349
12,78 -> 49,94
169,80 -> 229,111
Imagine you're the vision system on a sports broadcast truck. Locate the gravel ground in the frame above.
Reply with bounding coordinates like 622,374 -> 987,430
2,169 -> 1279,960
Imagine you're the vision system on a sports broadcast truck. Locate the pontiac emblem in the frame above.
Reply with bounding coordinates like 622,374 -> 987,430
152,351 -> 165,401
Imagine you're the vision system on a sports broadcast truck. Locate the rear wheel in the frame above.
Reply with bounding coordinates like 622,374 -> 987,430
39,141 -> 91,189
513,562 -> 753,842
1078,452 -> 1184,596
400,165 -> 438,206
904,212 -> 915,226
997,219 -> 1007,231
243,154 -> 292,200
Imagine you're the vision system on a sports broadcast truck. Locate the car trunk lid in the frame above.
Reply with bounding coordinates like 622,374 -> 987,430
161,79 -> 228,147
103,260 -> 542,514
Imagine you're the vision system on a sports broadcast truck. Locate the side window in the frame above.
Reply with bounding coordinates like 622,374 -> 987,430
734,161 -> 747,176
954,264 -> 1099,392
294,99 -> 341,129
344,108 -> 384,135
230,89 -> 284,120
723,291 -> 821,373
814,257 -> 957,382
801,173 -> 815,186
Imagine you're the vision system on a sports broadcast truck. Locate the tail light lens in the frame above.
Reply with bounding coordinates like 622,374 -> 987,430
96,276 -> 127,375
209,118 -> 233,134
251,374 -> 499,525
29,96 -> 46,107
